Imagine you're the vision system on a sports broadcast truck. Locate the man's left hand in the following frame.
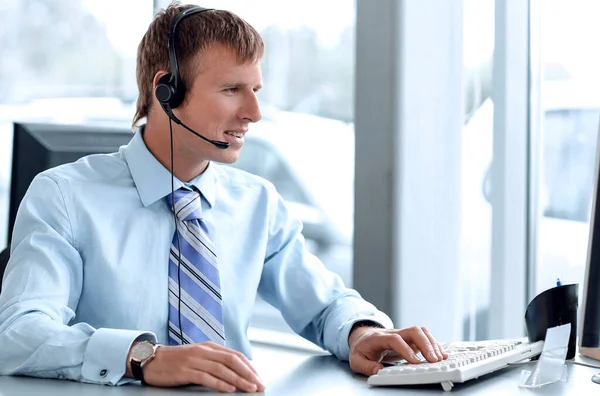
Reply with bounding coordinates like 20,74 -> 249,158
348,325 -> 448,376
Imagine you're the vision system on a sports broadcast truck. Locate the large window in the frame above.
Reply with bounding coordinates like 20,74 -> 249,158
534,0 -> 600,297
460,0 -> 495,340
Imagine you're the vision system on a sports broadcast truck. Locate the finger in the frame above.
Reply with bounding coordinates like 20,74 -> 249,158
380,350 -> 402,363
421,327 -> 447,360
188,369 -> 236,393
204,344 -> 265,391
195,360 -> 258,393
378,333 -> 422,364
350,352 -> 385,376
404,343 -> 421,355
400,326 -> 439,362
205,348 -> 265,390
205,342 -> 261,377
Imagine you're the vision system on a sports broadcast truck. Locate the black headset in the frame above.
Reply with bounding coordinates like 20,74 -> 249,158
155,6 -> 213,110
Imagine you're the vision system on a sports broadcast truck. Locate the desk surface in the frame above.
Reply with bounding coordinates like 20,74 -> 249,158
1,344 -> 599,395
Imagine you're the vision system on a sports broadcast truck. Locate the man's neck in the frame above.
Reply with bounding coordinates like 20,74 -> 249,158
142,122 -> 209,182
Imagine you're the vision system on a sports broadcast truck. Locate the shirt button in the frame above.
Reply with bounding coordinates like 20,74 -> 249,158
100,369 -> 108,377
58,374 -> 65,380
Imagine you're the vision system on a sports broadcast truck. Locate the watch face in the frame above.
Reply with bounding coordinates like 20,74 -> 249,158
132,342 -> 155,361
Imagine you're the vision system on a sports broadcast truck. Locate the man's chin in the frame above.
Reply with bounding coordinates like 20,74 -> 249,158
210,152 -> 241,165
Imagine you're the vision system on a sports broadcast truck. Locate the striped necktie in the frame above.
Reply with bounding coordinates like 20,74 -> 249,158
166,187 -> 225,345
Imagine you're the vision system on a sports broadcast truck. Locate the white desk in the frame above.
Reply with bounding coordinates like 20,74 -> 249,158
1,343 -> 599,395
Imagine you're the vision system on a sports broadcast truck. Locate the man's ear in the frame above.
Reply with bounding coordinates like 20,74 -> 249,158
152,70 -> 171,92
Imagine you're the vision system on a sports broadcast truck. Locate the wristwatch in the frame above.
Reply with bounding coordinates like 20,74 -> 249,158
130,341 -> 159,384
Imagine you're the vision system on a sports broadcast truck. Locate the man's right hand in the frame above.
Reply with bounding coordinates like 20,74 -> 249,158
140,342 -> 265,393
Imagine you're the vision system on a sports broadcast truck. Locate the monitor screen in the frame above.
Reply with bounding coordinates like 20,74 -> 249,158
8,122 -> 133,244
579,115 -> 600,359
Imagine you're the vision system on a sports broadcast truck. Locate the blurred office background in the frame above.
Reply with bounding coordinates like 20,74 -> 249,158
0,0 -> 599,347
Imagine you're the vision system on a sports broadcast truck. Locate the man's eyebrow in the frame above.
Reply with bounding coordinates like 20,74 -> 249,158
221,81 -> 262,90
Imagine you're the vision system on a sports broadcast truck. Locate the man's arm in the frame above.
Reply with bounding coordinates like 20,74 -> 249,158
257,184 -> 393,360
0,174 -> 153,385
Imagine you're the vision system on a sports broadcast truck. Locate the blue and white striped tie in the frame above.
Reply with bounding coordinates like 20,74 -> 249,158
166,187 -> 225,345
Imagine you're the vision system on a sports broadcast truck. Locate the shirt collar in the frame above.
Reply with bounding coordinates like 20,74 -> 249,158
123,126 -> 216,208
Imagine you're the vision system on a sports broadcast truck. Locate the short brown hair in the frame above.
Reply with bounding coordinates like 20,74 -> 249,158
133,1 -> 264,127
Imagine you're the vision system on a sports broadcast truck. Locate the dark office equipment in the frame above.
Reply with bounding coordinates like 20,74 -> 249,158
0,245 -> 9,294
8,122 -> 133,244
524,283 -> 579,359
579,118 -> 600,363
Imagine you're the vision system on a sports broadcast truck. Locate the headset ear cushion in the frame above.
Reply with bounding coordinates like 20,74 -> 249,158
155,73 -> 186,109
155,74 -> 176,106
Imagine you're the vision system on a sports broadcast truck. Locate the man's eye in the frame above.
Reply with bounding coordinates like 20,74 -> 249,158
225,87 -> 238,93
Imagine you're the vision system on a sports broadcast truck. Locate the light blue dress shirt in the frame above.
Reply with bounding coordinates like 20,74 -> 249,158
0,130 -> 392,385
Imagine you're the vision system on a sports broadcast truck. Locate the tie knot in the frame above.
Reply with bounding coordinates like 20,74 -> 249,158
166,187 -> 203,221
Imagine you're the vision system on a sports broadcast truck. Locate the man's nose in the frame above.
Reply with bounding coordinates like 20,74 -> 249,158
241,92 -> 262,123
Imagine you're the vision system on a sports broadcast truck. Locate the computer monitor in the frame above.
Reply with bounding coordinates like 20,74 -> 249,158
579,116 -> 600,361
7,122 -> 133,244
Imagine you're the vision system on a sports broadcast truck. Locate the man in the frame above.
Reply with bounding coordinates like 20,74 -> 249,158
0,2 -> 447,392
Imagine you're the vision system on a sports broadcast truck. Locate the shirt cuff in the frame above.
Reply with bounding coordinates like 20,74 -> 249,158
336,314 -> 394,361
81,328 -> 156,385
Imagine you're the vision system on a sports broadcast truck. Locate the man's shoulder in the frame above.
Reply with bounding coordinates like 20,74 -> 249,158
17,151 -> 131,233
39,150 -> 129,186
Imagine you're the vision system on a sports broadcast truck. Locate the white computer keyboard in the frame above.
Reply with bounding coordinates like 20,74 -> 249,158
368,339 -> 544,392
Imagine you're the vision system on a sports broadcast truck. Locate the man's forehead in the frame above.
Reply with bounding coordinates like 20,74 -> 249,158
196,54 -> 261,78
195,56 -> 260,78
196,42 -> 262,65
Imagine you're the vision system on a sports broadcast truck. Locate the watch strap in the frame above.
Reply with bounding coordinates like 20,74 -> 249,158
131,359 -> 146,384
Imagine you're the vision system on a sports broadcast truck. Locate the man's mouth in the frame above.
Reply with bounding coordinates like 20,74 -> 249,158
224,131 -> 245,138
